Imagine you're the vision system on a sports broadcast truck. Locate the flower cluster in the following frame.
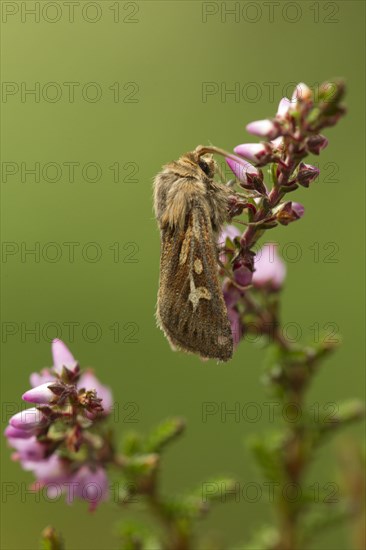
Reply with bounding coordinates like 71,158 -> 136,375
219,80 -> 346,346
227,81 -> 344,185
4,340 -> 113,510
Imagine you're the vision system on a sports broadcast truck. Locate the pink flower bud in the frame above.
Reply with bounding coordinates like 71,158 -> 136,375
246,119 -> 281,140
234,143 -> 272,166
4,425 -> 33,439
253,244 -> 286,290
233,265 -> 253,287
306,134 -> 328,155
292,202 -> 305,218
276,97 -> 291,118
296,163 -> 320,187
291,82 -> 313,103
52,339 -> 78,375
22,383 -> 57,404
226,156 -> 260,185
233,252 -> 254,287
9,408 -> 47,431
271,137 -> 284,150
276,202 -> 305,225
30,369 -> 55,388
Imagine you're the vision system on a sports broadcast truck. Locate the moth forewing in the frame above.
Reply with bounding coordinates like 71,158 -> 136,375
154,148 -> 233,362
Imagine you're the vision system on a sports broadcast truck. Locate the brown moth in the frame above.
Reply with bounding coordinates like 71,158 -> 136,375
154,145 -> 233,362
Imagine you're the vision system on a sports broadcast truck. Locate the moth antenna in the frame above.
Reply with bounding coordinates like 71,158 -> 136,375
195,145 -> 241,163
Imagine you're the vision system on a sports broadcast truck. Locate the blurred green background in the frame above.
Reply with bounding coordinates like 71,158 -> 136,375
1,1 -> 365,548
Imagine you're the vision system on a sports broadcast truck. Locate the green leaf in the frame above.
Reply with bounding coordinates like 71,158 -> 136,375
238,525 -> 280,550
122,431 -> 144,456
249,434 -> 284,483
144,418 -> 185,453
301,502 -> 351,544
319,399 -> 365,435
123,454 -> 159,479
198,477 -> 239,506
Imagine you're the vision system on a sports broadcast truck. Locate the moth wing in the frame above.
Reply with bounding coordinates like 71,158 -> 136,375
157,202 -> 233,362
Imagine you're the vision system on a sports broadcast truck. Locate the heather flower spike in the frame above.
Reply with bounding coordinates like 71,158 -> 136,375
5,341 -> 113,510
222,79 -> 345,348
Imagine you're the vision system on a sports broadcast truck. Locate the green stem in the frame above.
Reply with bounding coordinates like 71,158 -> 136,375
145,474 -> 191,550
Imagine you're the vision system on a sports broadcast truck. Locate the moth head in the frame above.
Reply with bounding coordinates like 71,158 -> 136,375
181,151 -> 215,180
168,150 -> 216,182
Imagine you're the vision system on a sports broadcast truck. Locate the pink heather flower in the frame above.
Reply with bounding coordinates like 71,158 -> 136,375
9,436 -> 47,465
65,466 -> 109,511
226,156 -> 260,184
78,371 -> 113,416
223,279 -> 241,309
253,244 -> 286,291
234,143 -> 269,165
7,431 -> 110,510
271,136 -> 284,151
22,383 -> 56,404
30,453 -> 67,481
246,119 -> 280,140
52,339 -> 78,375
31,459 -> 109,511
276,97 -> 291,118
9,408 -> 47,431
227,308 -> 242,348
